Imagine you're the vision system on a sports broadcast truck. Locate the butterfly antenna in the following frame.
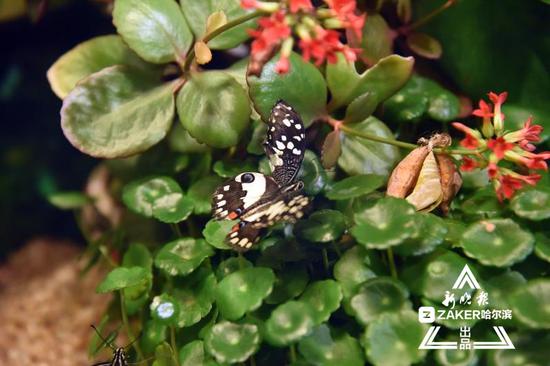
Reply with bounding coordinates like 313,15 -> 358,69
123,330 -> 143,350
91,324 -> 117,351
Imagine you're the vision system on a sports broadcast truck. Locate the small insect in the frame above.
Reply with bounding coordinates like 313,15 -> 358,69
90,325 -> 131,366
212,100 -> 311,251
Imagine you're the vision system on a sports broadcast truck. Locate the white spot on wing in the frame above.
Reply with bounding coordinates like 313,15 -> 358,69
287,141 -> 294,149
292,148 -> 301,155
223,185 -> 230,191
276,141 -> 285,150
217,200 -> 226,207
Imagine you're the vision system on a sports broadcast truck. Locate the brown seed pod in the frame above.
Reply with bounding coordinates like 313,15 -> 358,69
436,153 -> 462,215
386,145 -> 431,198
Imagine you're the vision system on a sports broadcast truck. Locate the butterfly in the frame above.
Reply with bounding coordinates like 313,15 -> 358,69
212,100 -> 311,251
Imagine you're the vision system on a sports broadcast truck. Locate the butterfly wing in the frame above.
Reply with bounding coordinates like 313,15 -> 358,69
264,100 -> 306,186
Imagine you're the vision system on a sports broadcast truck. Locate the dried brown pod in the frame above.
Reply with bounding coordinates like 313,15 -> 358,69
386,133 -> 460,214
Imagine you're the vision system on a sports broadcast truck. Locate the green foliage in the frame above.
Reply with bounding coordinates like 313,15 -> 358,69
46,1 -> 549,364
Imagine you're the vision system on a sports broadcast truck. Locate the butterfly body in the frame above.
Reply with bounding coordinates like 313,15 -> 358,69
92,347 -> 127,366
212,100 -> 311,251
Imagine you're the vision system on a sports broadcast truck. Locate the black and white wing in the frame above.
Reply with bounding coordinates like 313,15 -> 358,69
264,100 -> 306,187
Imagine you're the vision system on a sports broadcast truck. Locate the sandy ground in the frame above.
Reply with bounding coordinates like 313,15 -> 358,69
0,239 -> 110,366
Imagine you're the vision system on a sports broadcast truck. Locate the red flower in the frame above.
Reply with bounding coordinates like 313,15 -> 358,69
513,172 -> 541,186
299,27 -> 358,65
495,174 -> 524,201
488,91 -> 507,132
487,137 -> 514,160
487,162 -> 499,179
249,12 -> 291,54
514,150 -> 550,170
488,91 -> 507,106
505,117 -> 543,152
289,0 -> 313,13
241,0 -> 258,9
460,157 -> 478,172
325,0 -> 366,38
472,99 -> 493,119
452,122 -> 481,149
275,55 -> 290,73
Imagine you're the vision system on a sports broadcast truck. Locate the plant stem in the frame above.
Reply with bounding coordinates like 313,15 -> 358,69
119,291 -> 145,362
183,10 -> 264,71
171,326 -> 180,366
289,344 -> 297,363
398,0 -> 456,34
321,248 -> 330,275
386,248 -> 398,279
170,223 -> 182,237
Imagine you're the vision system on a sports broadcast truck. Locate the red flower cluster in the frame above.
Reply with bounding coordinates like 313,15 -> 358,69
452,92 -> 549,200
242,0 -> 365,74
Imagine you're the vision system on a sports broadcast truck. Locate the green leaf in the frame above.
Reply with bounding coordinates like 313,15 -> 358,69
299,280 -> 342,324
344,91 -> 380,124
202,219 -> 235,250
534,232 -> 550,263
401,249 -> 476,301
264,301 -> 315,346
393,213 -> 447,257
113,0 -> 193,63
325,174 -> 385,200
351,14 -> 393,65
150,293 -> 180,326
460,219 -> 534,267
122,176 -> 193,223
338,116 -> 400,177
179,340 -> 205,366
47,35 -> 152,99
213,159 -> 257,178
434,342 -> 478,366
349,277 -> 411,325
180,0 -> 255,50
205,321 -> 260,363
188,175 -> 222,215
298,150 -> 329,195
248,52 -> 327,126
216,257 -> 253,279
47,191 -> 91,209
142,319 -> 167,355
350,197 -> 417,249
153,341 -> 176,366
508,278 -> 550,329
383,74 -> 460,123
510,187 -> 550,221
155,238 -> 214,276
61,66 -> 175,158
363,310 -> 427,366
298,325 -> 365,366
123,243 -> 153,270
173,267 -> 217,327
177,71 -> 251,148
334,245 -> 378,299
321,130 -> 342,169
266,265 -> 309,304
326,54 -> 414,110
406,32 -> 442,59
294,210 -> 347,243
168,123 -> 209,153
97,266 -> 152,293
215,267 -> 275,320
460,187 -> 503,218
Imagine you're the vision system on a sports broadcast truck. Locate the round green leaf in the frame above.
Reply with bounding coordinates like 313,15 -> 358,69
155,238 -> 214,276
350,197 -> 417,249
264,301 -> 315,346
47,191 -> 91,210
123,243 -> 153,270
113,0 -> 193,63
298,150 -> 329,195
180,0 -> 254,50
266,265 -> 309,304
325,174 -> 385,200
152,341 -> 174,366
150,294 -> 180,326
511,187 -> 550,220
393,213 -> 447,257
47,35 -> 152,99
363,310 -> 427,366
534,232 -> 550,263
122,176 -> 193,223
177,71 -> 250,148
434,343 -> 478,366
97,266 -> 151,293
61,66 -> 175,158
338,116 -> 400,177
142,319 -> 167,355
401,249 -> 476,301
213,159 -> 257,178
460,219 -> 534,267
215,267 -> 275,320
334,245 -> 378,299
406,32 -> 443,59
294,209 -> 347,243
508,278 -> 550,329
248,52 -> 327,126
326,54 -> 414,110
179,340 -> 205,366
173,268 -> 217,327
299,280 -> 342,324
168,122 -> 209,153
298,325 -> 365,366
216,257 -> 253,279
202,219 -> 235,250
349,277 -> 411,325
205,321 -> 260,363
188,175 -> 222,215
